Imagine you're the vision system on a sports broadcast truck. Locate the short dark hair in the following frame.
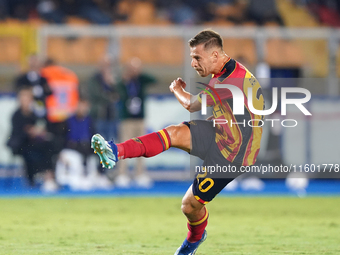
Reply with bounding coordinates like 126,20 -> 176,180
188,29 -> 223,51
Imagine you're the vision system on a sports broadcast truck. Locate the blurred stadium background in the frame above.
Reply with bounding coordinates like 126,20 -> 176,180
0,0 -> 339,194
0,1 -> 340,253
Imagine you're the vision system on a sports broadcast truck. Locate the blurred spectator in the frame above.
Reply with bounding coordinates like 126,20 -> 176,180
59,0 -> 79,16
116,57 -> 156,188
246,0 -> 284,26
196,2 -> 219,23
88,55 -> 119,141
309,0 -> 340,27
0,0 -> 9,20
193,0 -> 248,25
65,99 -> 94,160
41,58 -> 79,124
14,54 -> 53,118
8,0 -> 36,20
37,0 -> 66,24
113,0 -> 131,22
38,0 -> 112,24
230,0 -> 248,24
55,98 -> 112,190
169,0 -> 197,25
40,58 -> 79,160
78,0 -> 112,25
7,87 -> 58,192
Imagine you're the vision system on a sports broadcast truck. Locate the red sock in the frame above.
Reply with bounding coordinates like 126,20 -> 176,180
117,129 -> 171,160
187,208 -> 208,243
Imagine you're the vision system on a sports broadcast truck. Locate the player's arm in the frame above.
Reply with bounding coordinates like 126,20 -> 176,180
169,77 -> 201,113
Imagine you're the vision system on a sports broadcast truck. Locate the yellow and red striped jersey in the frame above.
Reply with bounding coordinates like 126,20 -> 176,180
198,58 -> 264,166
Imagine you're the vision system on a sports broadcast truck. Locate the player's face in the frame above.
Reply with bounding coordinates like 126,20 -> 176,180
190,44 -> 214,77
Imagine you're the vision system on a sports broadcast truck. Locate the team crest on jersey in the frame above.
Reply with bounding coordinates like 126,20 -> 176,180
132,138 -> 142,144
188,121 -> 197,125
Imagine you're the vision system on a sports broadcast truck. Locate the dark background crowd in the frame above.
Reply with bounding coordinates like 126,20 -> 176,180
0,0 -> 339,27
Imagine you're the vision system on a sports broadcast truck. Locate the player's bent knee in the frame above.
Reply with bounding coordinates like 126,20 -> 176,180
181,196 -> 202,217
165,124 -> 190,150
181,202 -> 195,217
165,125 -> 181,142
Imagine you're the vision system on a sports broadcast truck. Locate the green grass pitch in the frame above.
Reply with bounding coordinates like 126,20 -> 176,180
0,196 -> 339,254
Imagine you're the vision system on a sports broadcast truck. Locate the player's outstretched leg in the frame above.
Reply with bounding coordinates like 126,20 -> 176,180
92,123 -> 190,169
175,185 -> 208,255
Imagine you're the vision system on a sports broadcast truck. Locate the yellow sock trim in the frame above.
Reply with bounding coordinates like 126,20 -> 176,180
158,129 -> 170,150
188,208 -> 209,226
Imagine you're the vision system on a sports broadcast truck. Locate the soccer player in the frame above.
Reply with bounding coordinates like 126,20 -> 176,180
91,29 -> 264,255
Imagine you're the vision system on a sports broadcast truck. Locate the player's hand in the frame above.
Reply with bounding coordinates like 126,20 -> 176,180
169,77 -> 186,93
